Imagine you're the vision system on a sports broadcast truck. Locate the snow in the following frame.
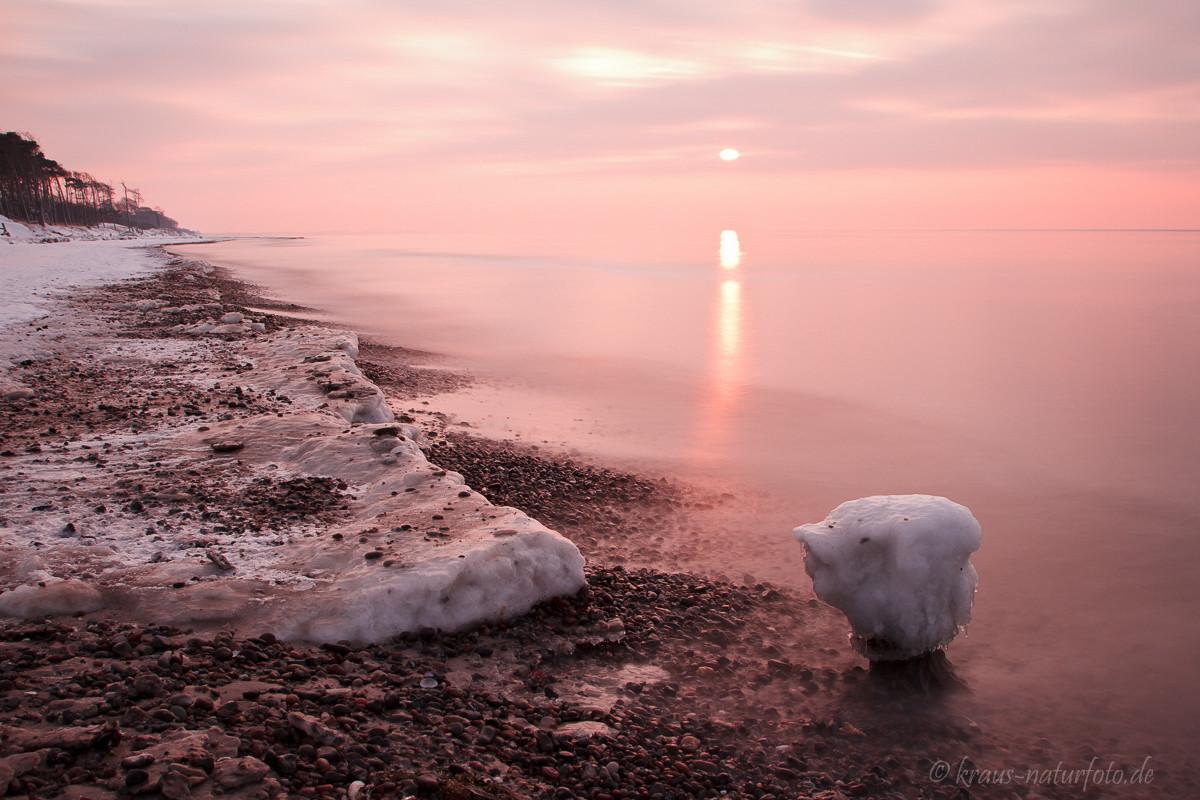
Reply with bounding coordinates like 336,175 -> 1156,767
270,514 -> 586,643
0,230 -> 587,642
793,494 -> 981,661
0,214 -> 205,329
0,580 -> 104,618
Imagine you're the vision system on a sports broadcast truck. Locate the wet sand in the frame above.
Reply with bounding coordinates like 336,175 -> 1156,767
0,253 -> 1183,799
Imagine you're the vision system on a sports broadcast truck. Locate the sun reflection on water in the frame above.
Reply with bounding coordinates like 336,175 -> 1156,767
720,229 -> 741,269
717,278 -> 741,364
693,230 -> 746,463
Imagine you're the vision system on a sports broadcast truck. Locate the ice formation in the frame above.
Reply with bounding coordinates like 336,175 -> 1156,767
793,495 -> 981,661
0,580 -> 104,618
0,238 -> 587,640
270,517 -> 586,643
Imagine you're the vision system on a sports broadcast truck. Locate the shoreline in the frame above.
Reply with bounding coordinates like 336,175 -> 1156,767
0,243 -> 1173,799
0,248 -> 586,642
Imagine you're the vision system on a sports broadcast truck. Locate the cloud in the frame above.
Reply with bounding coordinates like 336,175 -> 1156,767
802,0 -> 942,26
3,0 -> 1197,231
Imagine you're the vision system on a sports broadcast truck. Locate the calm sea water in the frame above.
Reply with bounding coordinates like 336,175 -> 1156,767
174,229 -> 1200,769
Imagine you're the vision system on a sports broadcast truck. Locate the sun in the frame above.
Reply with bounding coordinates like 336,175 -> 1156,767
719,148 -> 740,161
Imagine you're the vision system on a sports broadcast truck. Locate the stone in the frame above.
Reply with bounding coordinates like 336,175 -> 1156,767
4,722 -> 119,751
556,721 -> 616,740
212,757 -> 269,791
132,673 -> 163,698
124,769 -> 149,788
287,712 -> 351,747
205,549 -> 234,571
414,773 -> 441,793
158,770 -> 191,800
0,752 -> 43,777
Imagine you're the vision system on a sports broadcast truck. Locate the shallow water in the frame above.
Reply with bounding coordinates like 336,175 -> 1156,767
174,228 -> 1200,778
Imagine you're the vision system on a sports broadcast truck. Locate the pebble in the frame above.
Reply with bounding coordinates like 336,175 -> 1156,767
414,773 -> 441,793
3,387 -> 36,401
0,263 -> 1058,800
124,768 -> 150,787
121,753 -> 156,770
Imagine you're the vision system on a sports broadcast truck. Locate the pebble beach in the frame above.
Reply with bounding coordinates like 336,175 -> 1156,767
0,239 -> 1182,800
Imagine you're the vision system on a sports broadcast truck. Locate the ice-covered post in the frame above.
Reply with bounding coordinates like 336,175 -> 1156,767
793,495 -> 981,662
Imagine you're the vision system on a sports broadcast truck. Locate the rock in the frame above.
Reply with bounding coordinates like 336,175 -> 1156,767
132,673 -> 163,698
205,549 -> 234,571
209,440 -> 244,453
212,756 -> 269,790
219,312 -> 244,324
124,768 -> 149,788
0,752 -> 42,781
3,722 -> 120,751
414,773 -> 441,794
159,770 -> 192,800
766,659 -> 793,675
557,721 -> 617,740
122,753 -> 157,770
287,712 -> 351,747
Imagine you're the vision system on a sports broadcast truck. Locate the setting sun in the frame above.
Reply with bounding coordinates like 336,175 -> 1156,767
719,148 -> 740,161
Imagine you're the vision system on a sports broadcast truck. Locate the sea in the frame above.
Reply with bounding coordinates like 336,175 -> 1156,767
173,227 -> 1200,777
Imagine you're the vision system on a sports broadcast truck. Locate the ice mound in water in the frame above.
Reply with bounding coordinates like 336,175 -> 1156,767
793,495 -> 981,661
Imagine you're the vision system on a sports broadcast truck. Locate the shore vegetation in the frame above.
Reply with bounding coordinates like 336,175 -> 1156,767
0,131 -> 179,231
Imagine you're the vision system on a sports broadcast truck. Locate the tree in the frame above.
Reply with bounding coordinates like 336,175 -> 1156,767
0,132 -> 180,230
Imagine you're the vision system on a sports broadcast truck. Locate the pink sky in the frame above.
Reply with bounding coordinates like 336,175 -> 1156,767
3,0 -> 1198,234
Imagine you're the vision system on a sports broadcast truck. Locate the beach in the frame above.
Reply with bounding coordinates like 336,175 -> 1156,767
0,235 -> 1186,799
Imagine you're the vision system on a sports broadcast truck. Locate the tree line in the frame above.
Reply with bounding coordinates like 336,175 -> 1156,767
0,131 -> 180,231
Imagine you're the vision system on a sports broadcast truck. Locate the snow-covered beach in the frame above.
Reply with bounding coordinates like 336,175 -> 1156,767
0,228 -> 1190,799
0,226 -> 583,643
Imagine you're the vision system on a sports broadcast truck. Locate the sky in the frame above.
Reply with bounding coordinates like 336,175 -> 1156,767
3,0 -> 1199,234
